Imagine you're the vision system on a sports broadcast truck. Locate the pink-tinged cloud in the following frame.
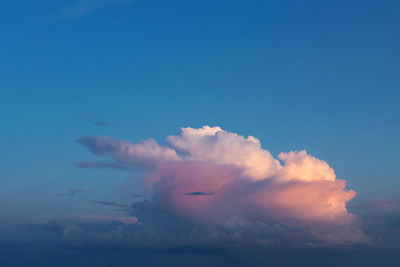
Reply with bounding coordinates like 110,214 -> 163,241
78,126 -> 370,244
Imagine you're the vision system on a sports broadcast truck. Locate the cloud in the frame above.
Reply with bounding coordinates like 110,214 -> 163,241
57,0 -> 134,18
184,191 -> 214,196
166,126 -> 281,180
63,214 -> 138,225
69,112 -> 103,121
92,121 -> 114,127
69,112 -> 114,127
351,198 -> 400,214
89,200 -> 130,209
58,189 -> 86,197
78,136 -> 179,167
75,161 -> 132,170
78,126 -> 370,245
349,198 -> 400,246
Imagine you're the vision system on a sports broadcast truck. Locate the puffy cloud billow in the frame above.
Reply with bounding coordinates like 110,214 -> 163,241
78,126 -> 370,245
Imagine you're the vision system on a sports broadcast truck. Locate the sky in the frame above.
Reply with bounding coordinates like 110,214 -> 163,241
1,0 -> 400,266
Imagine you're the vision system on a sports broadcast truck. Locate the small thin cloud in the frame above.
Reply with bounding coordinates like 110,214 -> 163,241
69,112 -> 114,127
351,198 -> 400,213
56,0 -> 135,19
58,189 -> 86,197
59,214 -> 139,225
75,161 -> 131,170
89,200 -> 130,208
184,191 -> 214,196
92,121 -> 114,127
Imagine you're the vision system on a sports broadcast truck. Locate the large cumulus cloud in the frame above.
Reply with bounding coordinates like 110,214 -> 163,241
78,126 -> 370,245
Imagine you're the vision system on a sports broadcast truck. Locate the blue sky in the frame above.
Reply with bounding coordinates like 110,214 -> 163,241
1,1 -> 400,259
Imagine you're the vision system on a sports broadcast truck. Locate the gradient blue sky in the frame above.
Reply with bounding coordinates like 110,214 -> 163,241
1,0 -> 400,224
